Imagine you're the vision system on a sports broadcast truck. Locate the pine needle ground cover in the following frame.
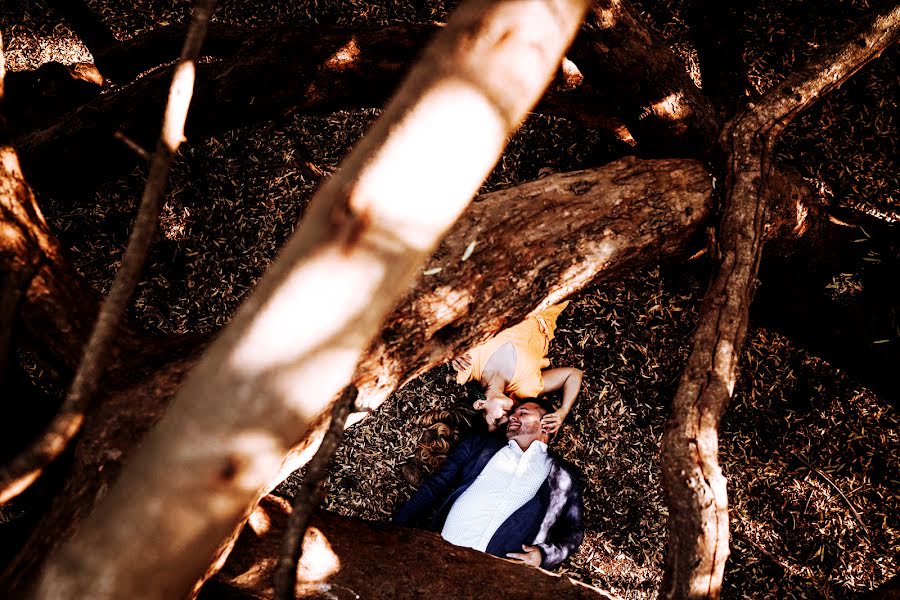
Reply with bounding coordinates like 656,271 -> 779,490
2,0 -> 897,597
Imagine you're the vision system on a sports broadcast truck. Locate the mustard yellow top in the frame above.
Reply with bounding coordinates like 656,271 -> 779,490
455,301 -> 569,399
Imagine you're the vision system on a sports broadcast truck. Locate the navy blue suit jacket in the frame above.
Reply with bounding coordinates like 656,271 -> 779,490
393,432 -> 584,569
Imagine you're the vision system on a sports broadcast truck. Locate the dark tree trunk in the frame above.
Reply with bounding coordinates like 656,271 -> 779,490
687,0 -> 754,119
569,0 -> 721,156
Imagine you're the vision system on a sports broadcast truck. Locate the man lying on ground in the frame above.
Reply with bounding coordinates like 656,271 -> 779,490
394,399 -> 585,570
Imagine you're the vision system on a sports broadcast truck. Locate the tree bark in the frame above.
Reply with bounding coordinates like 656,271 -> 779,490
96,23 -> 247,82
568,0 -> 721,156
32,2 -> 593,598
659,5 -> 900,598
201,495 -> 618,600
14,24 -> 435,193
0,113 -> 102,377
15,1 -> 721,195
0,131 -> 91,501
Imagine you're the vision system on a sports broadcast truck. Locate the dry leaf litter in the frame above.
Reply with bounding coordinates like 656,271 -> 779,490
1,0 -> 897,598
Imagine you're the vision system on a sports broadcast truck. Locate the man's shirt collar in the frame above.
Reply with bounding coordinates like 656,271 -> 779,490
507,439 -> 548,455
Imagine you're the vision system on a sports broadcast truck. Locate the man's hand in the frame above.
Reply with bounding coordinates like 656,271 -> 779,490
451,353 -> 473,373
540,410 -> 566,435
506,544 -> 542,567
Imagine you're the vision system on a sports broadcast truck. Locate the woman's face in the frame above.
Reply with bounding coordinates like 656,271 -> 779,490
480,394 -> 514,431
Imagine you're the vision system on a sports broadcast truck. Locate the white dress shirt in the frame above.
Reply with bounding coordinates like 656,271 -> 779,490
441,439 -> 552,551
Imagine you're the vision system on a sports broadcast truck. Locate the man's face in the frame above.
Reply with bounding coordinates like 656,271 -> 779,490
505,402 -> 548,444
479,394 -> 515,431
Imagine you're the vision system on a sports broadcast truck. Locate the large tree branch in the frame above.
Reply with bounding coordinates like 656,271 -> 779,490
659,5 -> 900,598
569,0 -> 721,155
32,1 -> 593,598
14,24 -> 433,193
95,22 -> 247,83
687,0 -> 754,120
203,496 -> 618,600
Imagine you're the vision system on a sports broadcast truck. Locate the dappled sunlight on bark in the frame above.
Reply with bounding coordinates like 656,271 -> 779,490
649,92 -> 692,122
591,1 -> 622,30
325,37 -> 361,71
295,527 -> 341,584
162,62 -> 195,152
555,239 -> 617,300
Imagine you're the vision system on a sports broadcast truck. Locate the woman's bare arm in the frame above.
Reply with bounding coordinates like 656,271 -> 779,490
539,367 -> 583,434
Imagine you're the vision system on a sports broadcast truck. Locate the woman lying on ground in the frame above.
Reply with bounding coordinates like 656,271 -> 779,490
402,302 -> 582,484
452,301 -> 583,435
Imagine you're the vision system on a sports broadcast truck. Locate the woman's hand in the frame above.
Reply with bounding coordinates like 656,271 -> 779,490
451,353 -> 473,372
540,410 -> 566,435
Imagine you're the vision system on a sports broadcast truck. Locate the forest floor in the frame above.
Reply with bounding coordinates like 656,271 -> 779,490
2,0 -> 898,598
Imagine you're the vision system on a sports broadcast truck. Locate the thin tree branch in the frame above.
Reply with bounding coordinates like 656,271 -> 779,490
731,530 -> 791,572
729,516 -> 820,584
272,385 -> 357,600
0,0 -> 217,506
660,4 -> 900,598
750,2 -> 900,139
113,131 -> 151,161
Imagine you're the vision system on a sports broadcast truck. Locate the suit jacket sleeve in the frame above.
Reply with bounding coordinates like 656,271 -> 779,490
392,434 -> 480,528
536,468 -> 585,570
